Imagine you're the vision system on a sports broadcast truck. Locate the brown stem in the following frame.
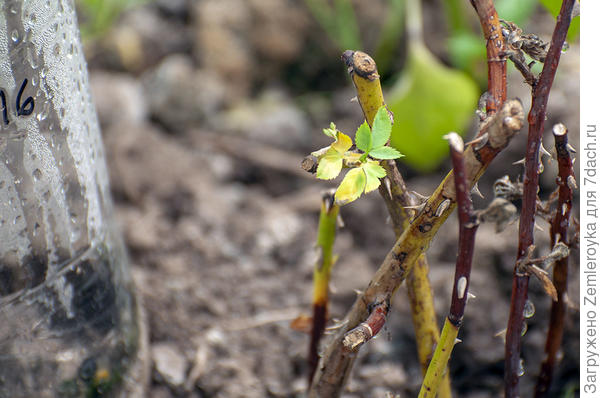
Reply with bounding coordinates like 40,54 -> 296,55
446,133 -> 479,327
470,0 -> 507,115
504,1 -> 576,396
534,124 -> 575,397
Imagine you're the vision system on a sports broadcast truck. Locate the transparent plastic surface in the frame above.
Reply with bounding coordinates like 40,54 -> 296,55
0,1 -> 143,396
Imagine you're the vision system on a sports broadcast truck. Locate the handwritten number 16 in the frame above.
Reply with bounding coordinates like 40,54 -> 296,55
1,78 -> 35,125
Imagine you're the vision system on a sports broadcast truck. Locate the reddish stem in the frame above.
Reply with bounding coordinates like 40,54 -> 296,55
447,135 -> 479,326
505,1 -> 576,396
309,302 -> 327,385
342,299 -> 389,352
534,125 -> 574,397
470,0 -> 507,115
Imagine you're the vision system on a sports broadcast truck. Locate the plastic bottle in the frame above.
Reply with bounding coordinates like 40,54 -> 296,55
0,1 -> 146,396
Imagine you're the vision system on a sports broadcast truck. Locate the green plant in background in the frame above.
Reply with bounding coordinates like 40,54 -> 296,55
77,0 -> 151,39
314,107 -> 402,204
444,0 -> 539,83
387,0 -> 479,172
539,0 -> 580,40
303,0 -> 363,52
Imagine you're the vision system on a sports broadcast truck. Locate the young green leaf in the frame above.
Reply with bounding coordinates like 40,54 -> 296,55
316,148 -> 344,180
323,122 -> 338,138
355,121 -> 372,153
363,161 -> 387,193
371,106 -> 392,148
335,167 -> 366,205
388,43 -> 478,172
369,146 -> 403,160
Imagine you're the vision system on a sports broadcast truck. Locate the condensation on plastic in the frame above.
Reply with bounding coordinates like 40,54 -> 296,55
0,1 -> 143,396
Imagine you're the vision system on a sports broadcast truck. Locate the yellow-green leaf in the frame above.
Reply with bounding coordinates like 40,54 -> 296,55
316,148 -> 343,180
332,132 -> 353,154
335,167 -> 366,205
388,43 -> 478,172
363,161 -> 386,193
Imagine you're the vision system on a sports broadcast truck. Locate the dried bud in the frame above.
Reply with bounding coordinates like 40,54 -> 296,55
493,175 -> 523,200
476,197 -> 518,232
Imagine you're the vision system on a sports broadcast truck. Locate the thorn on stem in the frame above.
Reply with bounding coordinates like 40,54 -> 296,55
471,182 -> 484,199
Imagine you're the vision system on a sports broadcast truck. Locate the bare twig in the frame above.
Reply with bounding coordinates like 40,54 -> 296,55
534,124 -> 575,397
419,133 -> 479,397
504,1 -> 576,396
445,134 -> 479,327
470,0 -> 507,115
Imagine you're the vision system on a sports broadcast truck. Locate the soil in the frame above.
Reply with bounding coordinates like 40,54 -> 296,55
85,1 -> 580,397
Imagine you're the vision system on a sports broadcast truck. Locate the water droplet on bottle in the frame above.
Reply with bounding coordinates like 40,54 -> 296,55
523,300 -> 535,318
517,358 -> 525,376
53,43 -> 60,56
561,42 -> 569,53
521,322 -> 528,336
11,30 -> 19,43
43,190 -> 51,201
37,104 -> 49,121
70,229 -> 80,243
33,222 -> 41,236
13,215 -> 22,225
9,5 -> 17,14
27,47 -> 40,69
59,108 -> 66,118
51,23 -> 59,33
32,168 -> 42,181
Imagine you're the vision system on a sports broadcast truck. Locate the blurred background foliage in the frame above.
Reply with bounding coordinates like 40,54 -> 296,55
76,0 -> 152,38
76,0 -> 579,173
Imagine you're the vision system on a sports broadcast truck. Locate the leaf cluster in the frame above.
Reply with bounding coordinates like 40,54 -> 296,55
314,107 -> 402,205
